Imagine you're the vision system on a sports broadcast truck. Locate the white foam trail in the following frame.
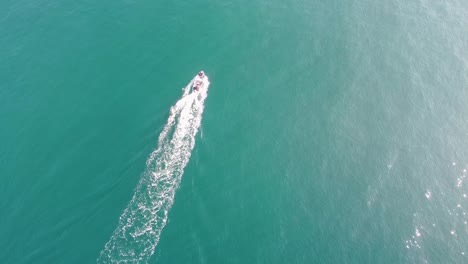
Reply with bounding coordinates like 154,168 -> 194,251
97,76 -> 210,264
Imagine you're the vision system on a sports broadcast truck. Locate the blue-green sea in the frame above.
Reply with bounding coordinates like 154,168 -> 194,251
1,0 -> 468,263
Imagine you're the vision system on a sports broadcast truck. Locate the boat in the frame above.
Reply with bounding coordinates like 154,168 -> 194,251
191,71 -> 206,92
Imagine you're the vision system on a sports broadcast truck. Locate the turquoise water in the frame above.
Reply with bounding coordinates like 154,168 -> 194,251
1,0 -> 468,263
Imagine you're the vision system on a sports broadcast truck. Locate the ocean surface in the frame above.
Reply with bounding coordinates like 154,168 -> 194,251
1,0 -> 468,263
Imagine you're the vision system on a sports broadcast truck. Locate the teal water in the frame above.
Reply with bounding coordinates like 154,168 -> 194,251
1,0 -> 468,263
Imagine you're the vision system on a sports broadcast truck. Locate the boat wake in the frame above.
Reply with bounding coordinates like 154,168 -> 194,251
97,75 -> 210,263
